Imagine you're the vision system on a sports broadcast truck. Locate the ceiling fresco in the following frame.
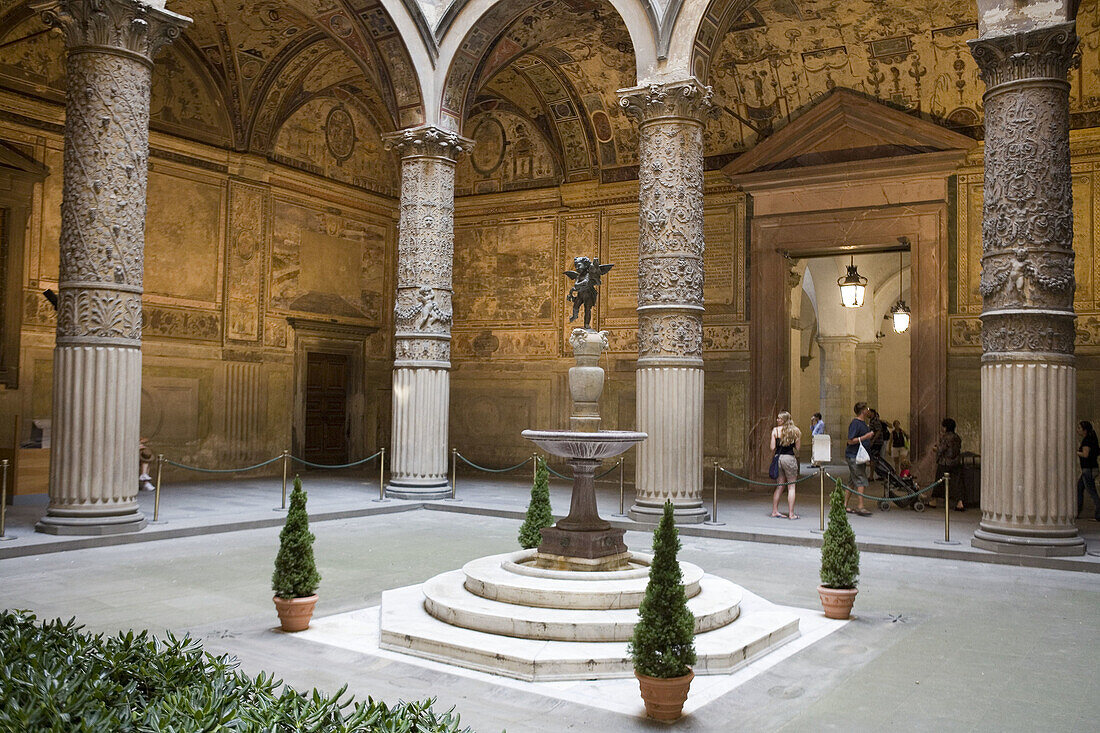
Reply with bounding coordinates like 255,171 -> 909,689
700,0 -> 1100,158
0,0 -> 419,189
451,0 -> 639,191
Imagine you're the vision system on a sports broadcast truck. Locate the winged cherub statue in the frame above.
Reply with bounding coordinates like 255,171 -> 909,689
565,256 -> 614,330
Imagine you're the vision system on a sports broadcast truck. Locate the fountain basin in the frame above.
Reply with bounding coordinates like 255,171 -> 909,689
521,429 -> 646,460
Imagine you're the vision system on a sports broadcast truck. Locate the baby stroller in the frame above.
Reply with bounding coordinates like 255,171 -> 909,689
872,452 -> 926,512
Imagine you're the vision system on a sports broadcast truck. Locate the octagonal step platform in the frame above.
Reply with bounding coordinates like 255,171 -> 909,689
378,550 -> 801,681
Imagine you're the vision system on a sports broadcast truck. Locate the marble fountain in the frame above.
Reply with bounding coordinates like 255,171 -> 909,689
364,328 -> 802,681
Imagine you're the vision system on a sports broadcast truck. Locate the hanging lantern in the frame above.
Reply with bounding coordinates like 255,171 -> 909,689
837,256 -> 867,308
890,251 -> 910,333
890,300 -> 911,333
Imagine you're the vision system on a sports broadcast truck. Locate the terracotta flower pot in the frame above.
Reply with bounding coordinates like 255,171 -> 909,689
273,594 -> 318,632
817,585 -> 857,620
635,669 -> 694,721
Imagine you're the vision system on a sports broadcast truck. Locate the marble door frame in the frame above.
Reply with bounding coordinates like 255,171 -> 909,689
740,160 -> 956,477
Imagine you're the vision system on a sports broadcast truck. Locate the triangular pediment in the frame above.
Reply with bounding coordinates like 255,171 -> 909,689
0,140 -> 49,179
723,88 -> 976,177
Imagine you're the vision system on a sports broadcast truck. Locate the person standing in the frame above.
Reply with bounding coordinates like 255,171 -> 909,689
845,402 -> 874,516
868,409 -> 885,480
138,438 -> 155,492
889,420 -> 908,472
929,418 -> 963,510
811,412 -> 826,436
1076,421 -> 1100,521
770,411 -> 802,519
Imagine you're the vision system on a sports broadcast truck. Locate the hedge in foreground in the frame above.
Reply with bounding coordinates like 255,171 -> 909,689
0,611 -> 472,732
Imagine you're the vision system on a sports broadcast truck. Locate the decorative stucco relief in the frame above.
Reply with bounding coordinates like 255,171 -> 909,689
226,180 -> 266,341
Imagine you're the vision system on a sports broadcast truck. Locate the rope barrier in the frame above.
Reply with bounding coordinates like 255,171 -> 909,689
162,455 -> 284,474
455,452 -> 533,474
716,465 -> 819,487
823,472 -> 944,503
290,451 -> 382,470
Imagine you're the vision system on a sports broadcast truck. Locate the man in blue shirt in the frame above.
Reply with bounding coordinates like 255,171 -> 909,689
845,402 -> 875,516
811,412 -> 825,436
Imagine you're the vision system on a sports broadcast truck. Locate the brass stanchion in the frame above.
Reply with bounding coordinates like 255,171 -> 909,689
704,461 -> 725,526
531,453 -> 537,486
0,458 -> 13,541
935,472 -> 960,545
451,448 -> 457,500
275,449 -> 289,511
374,448 -> 387,502
811,465 -> 825,535
612,457 -> 626,517
151,454 -> 164,524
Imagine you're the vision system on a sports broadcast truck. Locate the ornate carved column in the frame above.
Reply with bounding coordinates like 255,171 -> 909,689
33,0 -> 189,535
619,80 -> 711,523
382,126 -> 470,499
969,21 -> 1084,556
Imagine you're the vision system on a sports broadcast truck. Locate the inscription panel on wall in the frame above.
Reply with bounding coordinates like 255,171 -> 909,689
453,216 -> 556,325
702,197 -> 746,317
606,212 -> 638,313
269,199 -> 386,323
146,169 -> 223,305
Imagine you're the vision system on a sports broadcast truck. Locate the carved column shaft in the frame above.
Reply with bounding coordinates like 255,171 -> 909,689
619,80 -> 711,523
33,0 -> 188,535
969,21 -> 1084,555
382,127 -> 469,499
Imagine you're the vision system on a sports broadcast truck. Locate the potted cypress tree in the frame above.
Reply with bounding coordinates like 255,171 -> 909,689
629,500 -> 696,721
272,476 -> 321,632
518,457 -> 553,549
819,478 -> 860,619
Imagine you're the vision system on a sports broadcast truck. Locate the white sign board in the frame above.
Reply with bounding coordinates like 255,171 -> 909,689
812,434 -> 831,465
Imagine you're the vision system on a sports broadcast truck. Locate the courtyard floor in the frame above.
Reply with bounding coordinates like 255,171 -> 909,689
2,471 -> 1098,731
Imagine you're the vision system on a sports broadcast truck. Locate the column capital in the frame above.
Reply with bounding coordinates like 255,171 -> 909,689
618,78 -> 713,125
33,0 -> 191,64
968,21 -> 1077,90
383,125 -> 473,161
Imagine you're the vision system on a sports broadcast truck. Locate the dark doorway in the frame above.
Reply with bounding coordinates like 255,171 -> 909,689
304,352 -> 348,465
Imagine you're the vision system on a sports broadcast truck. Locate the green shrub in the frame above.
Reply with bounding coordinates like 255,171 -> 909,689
0,611 -> 472,732
821,479 -> 860,589
518,457 -> 554,549
272,476 -> 321,599
629,501 -> 696,678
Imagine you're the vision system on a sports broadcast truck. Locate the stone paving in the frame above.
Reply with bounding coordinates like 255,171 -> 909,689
3,467 -> 1100,571
2,507 -> 1096,732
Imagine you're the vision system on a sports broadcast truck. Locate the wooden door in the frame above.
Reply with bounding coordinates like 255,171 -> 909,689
304,352 -> 348,465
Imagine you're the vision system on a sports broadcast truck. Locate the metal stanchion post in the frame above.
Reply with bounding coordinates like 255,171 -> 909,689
151,454 -> 164,524
274,449 -> 289,511
531,453 -> 537,486
374,448 -> 387,502
618,458 -> 624,515
811,465 -> 825,535
0,458 -> 13,541
704,461 -> 725,526
451,448 -> 457,500
935,472 -> 960,545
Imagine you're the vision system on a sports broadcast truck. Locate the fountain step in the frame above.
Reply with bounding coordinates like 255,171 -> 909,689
462,550 -> 704,609
423,569 -> 740,642
378,579 -> 801,681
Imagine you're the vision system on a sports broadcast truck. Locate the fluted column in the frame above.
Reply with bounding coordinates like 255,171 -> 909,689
33,0 -> 189,535
619,80 -> 711,523
381,126 -> 470,499
969,20 -> 1084,556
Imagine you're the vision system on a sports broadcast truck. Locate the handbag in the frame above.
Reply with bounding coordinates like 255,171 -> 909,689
768,453 -> 780,480
855,441 -> 871,465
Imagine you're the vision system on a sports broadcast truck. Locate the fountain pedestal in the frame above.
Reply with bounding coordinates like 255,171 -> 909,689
523,329 -> 644,572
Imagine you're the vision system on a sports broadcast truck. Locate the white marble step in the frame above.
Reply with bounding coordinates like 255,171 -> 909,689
378,580 -> 801,681
462,551 -> 704,610
423,569 -> 741,642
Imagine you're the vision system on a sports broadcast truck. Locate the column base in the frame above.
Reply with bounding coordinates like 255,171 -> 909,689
385,481 -> 452,501
629,501 -> 708,525
972,526 -> 1085,557
36,511 -> 147,536
538,526 -> 626,560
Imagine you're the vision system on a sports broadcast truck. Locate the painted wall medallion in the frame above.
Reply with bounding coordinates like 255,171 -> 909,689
324,104 -> 356,162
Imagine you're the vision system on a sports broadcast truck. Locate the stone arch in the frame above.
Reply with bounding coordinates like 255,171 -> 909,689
665,0 -> 760,83
434,0 -> 659,130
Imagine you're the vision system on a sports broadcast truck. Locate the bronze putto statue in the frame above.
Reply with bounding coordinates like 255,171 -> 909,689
566,256 -> 613,330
